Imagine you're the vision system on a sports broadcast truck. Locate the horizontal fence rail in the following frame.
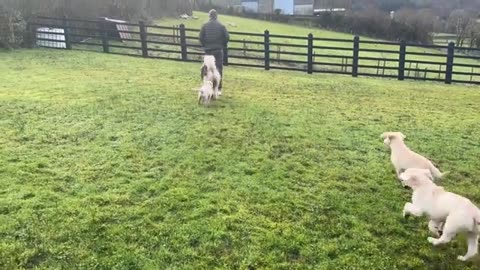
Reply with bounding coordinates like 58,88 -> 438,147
28,16 -> 480,85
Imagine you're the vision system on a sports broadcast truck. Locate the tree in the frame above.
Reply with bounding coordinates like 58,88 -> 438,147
0,0 -> 193,20
465,18 -> 480,48
394,8 -> 437,43
447,9 -> 475,47
0,4 -> 28,48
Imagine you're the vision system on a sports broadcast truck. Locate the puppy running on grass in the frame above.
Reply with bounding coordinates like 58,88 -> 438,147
401,168 -> 480,261
198,80 -> 214,105
381,132 -> 448,181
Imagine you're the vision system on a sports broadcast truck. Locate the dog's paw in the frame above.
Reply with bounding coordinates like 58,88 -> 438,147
402,210 -> 409,219
457,255 -> 467,261
427,237 -> 437,244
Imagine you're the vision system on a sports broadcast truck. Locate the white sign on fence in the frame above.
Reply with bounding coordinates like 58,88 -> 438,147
37,27 -> 66,48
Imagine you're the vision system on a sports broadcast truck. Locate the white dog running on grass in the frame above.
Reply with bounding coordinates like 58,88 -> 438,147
198,80 -> 214,105
381,132 -> 448,181
200,55 -> 221,100
400,168 -> 480,261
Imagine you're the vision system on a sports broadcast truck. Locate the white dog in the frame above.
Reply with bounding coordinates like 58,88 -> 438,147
401,169 -> 480,261
381,132 -> 447,181
198,80 -> 214,105
200,55 -> 221,99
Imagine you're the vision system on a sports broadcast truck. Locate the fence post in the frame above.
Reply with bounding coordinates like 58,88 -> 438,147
398,40 -> 406,81
264,30 -> 270,71
352,36 -> 359,77
27,22 -> 37,48
62,16 -> 71,49
179,24 -> 187,61
445,42 -> 455,84
100,20 -> 109,53
307,33 -> 313,74
139,21 -> 148,57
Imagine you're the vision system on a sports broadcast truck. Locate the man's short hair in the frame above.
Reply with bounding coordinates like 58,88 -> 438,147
209,9 -> 218,20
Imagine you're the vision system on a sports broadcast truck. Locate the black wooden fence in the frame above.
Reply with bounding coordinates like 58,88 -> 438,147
29,16 -> 480,85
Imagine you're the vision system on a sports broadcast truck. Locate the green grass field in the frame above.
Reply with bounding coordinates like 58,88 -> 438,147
1,48 -> 480,269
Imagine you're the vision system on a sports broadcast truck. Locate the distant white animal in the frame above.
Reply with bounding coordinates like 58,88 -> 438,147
401,169 -> 480,261
200,55 -> 221,99
381,132 -> 448,181
198,80 -> 214,105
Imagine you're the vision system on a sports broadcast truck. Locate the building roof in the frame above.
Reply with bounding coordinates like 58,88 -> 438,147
241,0 -> 314,6
295,0 -> 314,5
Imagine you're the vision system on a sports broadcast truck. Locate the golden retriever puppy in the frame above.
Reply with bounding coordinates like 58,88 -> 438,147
401,169 -> 480,261
381,132 -> 447,181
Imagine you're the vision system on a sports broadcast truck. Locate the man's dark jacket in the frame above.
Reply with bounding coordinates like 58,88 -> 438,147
199,19 -> 230,51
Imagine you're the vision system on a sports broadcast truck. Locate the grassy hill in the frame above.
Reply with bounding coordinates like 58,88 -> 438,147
1,49 -> 480,269
155,12 -> 480,82
159,12 -> 354,40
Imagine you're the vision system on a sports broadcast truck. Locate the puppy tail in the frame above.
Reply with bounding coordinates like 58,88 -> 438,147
429,165 -> 448,180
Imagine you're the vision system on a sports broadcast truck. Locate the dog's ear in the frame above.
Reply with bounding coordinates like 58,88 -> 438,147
405,175 -> 421,188
382,132 -> 406,144
381,132 -> 392,145
381,132 -> 406,139
381,132 -> 398,139
384,137 -> 391,145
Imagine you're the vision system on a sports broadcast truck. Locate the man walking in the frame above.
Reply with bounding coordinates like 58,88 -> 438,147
199,9 -> 229,95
